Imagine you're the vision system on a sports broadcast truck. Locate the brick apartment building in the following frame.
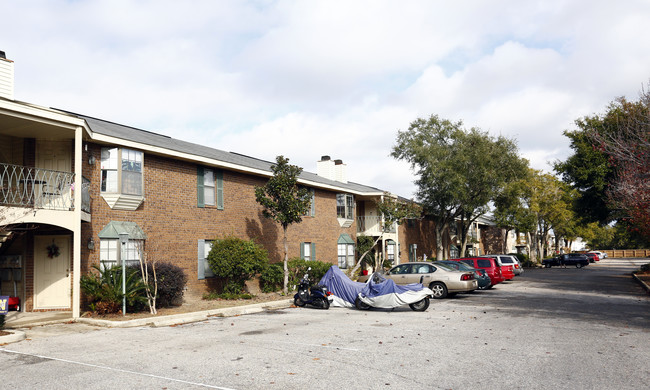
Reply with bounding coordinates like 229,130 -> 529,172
0,51 -> 499,317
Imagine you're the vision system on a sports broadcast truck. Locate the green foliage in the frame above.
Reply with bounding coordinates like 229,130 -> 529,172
131,263 -> 187,308
259,263 -> 284,293
80,265 -> 147,314
207,236 -> 268,294
203,292 -> 254,300
0,314 -> 5,330
254,155 -> 311,230
287,258 -> 332,289
356,235 -> 376,266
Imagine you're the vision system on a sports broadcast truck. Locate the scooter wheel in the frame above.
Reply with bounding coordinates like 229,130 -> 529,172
355,297 -> 371,310
294,297 -> 306,307
409,297 -> 430,312
318,297 -> 330,310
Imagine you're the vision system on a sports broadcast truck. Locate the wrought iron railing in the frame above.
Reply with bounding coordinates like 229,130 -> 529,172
0,163 -> 87,212
357,216 -> 397,233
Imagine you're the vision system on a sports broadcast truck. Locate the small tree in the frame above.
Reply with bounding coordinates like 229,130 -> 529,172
255,156 -> 311,294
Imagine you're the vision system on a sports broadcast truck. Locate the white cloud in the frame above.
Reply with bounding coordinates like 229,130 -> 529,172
2,0 -> 649,198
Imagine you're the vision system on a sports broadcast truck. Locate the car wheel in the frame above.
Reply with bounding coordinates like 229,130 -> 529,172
355,297 -> 371,310
409,297 -> 430,311
576,263 -> 583,269
429,282 -> 448,299
478,284 -> 490,290
293,296 -> 306,307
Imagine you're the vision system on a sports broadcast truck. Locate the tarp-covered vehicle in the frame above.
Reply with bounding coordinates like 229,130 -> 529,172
319,266 -> 432,311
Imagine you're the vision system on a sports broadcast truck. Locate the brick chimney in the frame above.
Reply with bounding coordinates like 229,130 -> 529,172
0,51 -> 15,100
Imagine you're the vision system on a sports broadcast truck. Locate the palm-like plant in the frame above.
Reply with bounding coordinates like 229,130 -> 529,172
81,264 -> 147,313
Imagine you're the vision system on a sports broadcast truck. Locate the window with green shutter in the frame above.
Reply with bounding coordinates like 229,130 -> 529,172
300,242 -> 316,261
197,166 -> 224,209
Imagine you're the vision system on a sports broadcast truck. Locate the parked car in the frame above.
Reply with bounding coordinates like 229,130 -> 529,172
589,251 -> 607,259
434,260 -> 492,290
542,253 -> 590,268
585,252 -> 600,262
481,255 -> 515,280
488,254 -> 523,276
449,257 -> 505,287
358,262 -> 478,299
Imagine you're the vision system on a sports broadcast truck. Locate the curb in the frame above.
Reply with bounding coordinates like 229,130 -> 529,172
76,298 -> 294,328
0,330 -> 26,345
632,273 -> 650,294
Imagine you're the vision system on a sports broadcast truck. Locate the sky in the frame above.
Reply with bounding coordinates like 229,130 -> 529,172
2,0 -> 649,198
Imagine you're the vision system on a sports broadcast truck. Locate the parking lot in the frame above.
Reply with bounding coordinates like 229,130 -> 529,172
1,258 -> 649,389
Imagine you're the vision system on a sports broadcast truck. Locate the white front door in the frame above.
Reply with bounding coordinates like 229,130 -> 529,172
34,235 -> 71,309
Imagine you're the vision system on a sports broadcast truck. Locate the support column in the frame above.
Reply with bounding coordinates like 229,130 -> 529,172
72,126 -> 82,318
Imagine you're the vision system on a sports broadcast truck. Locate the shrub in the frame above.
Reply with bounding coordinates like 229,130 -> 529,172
287,258 -> 333,289
81,265 -> 147,314
639,263 -> 650,273
0,314 -> 5,330
131,262 -> 188,308
260,263 -> 284,293
207,236 -> 269,293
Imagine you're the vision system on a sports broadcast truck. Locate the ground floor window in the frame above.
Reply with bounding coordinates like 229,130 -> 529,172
198,239 -> 215,279
386,243 -> 395,264
301,242 -> 316,261
100,238 -> 143,269
338,243 -> 355,268
408,243 -> 417,262
450,245 -> 459,259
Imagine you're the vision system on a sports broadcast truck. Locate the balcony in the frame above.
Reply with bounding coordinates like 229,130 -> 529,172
357,216 -> 396,235
0,163 -> 89,213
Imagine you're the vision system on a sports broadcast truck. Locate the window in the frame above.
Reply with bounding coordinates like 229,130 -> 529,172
300,242 -> 316,261
336,194 -> 354,219
99,238 -> 143,269
337,243 -> 355,269
450,245 -> 459,258
197,240 -> 215,279
197,167 -> 223,209
302,188 -> 315,217
477,259 -> 492,268
386,243 -> 395,264
101,148 -> 143,195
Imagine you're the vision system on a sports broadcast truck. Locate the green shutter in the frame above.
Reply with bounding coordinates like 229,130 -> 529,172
311,243 -> 316,261
198,239 -> 205,279
310,189 -> 315,216
300,243 -> 305,259
216,169 -> 224,210
197,166 -> 205,208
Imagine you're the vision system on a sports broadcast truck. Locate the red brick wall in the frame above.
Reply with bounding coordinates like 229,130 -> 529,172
82,143 -> 356,295
398,217 -> 438,261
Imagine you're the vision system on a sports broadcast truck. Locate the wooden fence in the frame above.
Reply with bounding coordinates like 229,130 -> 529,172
601,249 -> 650,258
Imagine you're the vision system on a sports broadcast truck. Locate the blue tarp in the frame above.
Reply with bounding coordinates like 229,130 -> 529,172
319,266 -> 432,308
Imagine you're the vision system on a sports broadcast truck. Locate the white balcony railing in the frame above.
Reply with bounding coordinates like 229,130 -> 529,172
357,216 -> 396,234
0,163 -> 88,212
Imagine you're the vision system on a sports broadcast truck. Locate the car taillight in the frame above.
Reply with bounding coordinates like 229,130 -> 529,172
461,273 -> 474,281
514,264 -> 520,269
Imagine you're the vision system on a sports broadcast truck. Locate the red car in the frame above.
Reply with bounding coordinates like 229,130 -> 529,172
585,253 -> 600,263
449,257 -> 505,287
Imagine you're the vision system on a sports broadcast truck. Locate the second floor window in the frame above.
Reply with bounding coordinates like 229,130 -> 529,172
101,147 -> 143,196
336,194 -> 354,219
197,167 -> 224,209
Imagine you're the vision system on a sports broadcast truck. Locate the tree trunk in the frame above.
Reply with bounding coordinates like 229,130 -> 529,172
283,227 -> 289,295
435,222 -> 445,260
349,234 -> 383,276
503,228 -> 510,254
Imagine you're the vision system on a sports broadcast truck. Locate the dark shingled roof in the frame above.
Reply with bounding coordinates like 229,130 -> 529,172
66,111 -> 385,195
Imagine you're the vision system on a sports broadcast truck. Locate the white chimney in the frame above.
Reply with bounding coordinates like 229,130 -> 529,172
317,155 -> 336,181
334,159 -> 348,183
0,51 -> 15,100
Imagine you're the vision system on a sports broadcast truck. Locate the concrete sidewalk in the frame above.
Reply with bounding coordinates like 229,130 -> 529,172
1,298 -> 293,345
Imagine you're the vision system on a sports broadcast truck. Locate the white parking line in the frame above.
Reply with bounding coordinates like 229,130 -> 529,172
0,348 -> 236,390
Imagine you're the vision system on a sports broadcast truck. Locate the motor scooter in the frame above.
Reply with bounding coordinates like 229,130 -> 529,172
293,267 -> 333,309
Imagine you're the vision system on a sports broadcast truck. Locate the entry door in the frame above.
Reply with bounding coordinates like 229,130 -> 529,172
34,235 -> 71,309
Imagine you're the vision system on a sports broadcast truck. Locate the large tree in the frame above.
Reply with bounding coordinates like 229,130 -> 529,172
255,156 -> 312,294
392,115 -> 526,259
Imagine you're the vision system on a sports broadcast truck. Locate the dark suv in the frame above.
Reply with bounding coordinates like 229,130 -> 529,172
542,253 -> 590,268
